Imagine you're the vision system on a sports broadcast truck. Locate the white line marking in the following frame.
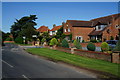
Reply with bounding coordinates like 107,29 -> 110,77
1,60 -> 14,68
22,75 -> 29,80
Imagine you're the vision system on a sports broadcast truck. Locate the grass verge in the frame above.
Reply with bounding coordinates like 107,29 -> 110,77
26,48 -> 120,78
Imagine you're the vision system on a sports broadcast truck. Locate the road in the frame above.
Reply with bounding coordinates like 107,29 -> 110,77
2,43 -> 96,79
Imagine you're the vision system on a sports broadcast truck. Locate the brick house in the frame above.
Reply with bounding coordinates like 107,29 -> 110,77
37,26 -> 50,35
89,13 -> 120,41
63,20 -> 94,42
63,13 -> 120,42
49,25 -> 62,36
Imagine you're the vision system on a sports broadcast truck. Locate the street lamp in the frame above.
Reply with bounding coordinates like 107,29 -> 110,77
23,36 -> 26,44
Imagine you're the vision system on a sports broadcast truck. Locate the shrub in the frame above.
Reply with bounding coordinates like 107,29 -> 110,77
101,42 -> 109,52
15,36 -> 23,44
41,38 -> 46,44
90,39 -> 97,43
49,38 -> 58,46
62,39 -> 69,48
73,40 -> 82,49
82,40 -> 85,43
87,42 -> 96,51
110,36 -> 114,40
5,37 -> 13,41
113,39 -> 120,51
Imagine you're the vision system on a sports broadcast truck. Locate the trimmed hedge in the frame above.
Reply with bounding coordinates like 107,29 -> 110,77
101,42 -> 109,52
87,42 -> 96,51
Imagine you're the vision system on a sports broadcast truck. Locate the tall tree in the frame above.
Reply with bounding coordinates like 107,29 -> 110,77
10,15 -> 38,41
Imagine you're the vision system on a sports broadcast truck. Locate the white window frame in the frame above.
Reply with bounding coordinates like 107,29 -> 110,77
64,29 -> 67,32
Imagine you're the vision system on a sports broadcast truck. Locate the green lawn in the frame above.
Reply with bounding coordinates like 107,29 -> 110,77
26,48 -> 119,77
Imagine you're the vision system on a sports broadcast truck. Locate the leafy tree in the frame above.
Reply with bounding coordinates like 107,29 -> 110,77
62,39 -> 69,48
73,40 -> 82,49
41,38 -> 46,44
41,32 -> 51,42
10,15 -> 38,42
49,38 -> 58,46
53,24 -> 56,27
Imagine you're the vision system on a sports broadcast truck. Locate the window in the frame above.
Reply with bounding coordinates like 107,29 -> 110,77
68,28 -> 70,32
64,29 -> 67,32
66,24 -> 68,27
98,25 -> 101,30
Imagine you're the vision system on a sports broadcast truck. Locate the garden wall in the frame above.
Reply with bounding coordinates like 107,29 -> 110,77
44,46 -> 120,63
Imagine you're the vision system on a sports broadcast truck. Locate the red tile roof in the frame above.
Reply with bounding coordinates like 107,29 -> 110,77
37,26 -> 50,32
50,25 -> 62,31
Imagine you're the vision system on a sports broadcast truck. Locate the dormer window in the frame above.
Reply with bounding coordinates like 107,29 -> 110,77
95,25 -> 107,31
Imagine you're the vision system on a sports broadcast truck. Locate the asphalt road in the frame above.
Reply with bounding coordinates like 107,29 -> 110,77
2,43 -> 96,79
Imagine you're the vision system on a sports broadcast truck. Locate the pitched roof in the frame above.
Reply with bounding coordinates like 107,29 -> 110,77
90,13 -> 120,25
37,26 -> 50,32
88,27 -> 107,36
66,20 -> 93,27
50,25 -> 62,31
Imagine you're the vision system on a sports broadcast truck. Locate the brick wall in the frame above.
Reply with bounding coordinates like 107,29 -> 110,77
72,27 -> 93,41
45,46 -> 120,63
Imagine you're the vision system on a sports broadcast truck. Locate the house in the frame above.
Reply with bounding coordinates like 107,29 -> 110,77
63,13 -> 120,42
37,26 -> 50,35
63,20 -> 94,42
89,13 -> 120,41
49,25 -> 62,36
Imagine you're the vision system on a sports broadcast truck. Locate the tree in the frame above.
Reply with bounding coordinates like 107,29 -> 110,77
10,15 -> 38,42
53,24 -> 56,27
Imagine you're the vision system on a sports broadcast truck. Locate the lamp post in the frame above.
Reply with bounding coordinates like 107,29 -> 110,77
23,36 -> 26,44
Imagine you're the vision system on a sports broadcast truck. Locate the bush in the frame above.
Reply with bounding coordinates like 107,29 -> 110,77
101,42 -> 109,52
90,39 -> 97,43
15,37 -> 23,44
41,38 -> 46,44
110,36 -> 114,40
87,42 -> 96,51
82,40 -> 85,43
5,37 -> 13,41
73,40 -> 82,49
113,39 -> 120,51
62,39 -> 69,48
49,38 -> 58,46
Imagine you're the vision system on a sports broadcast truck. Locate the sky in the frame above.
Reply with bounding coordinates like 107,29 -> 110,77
2,2 -> 119,33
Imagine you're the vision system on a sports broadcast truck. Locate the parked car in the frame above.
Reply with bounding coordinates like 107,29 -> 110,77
106,40 -> 118,49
